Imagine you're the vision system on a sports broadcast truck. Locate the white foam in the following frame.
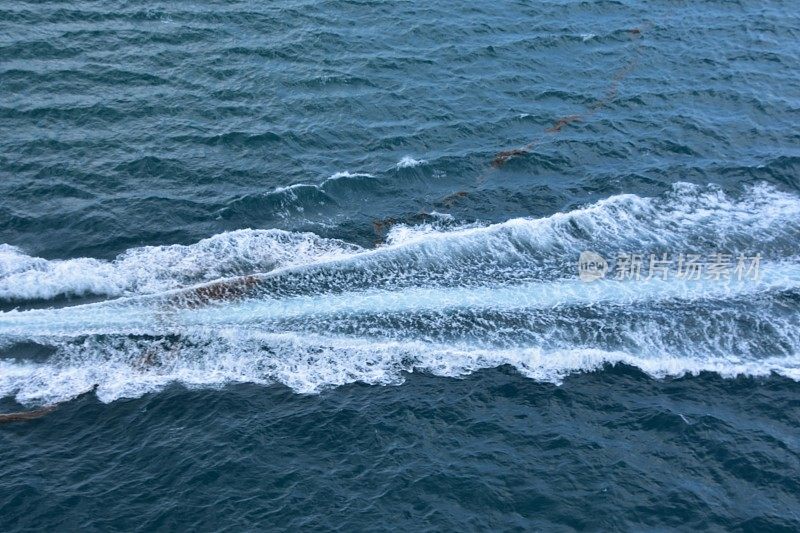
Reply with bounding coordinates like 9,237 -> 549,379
0,259 -> 797,338
4,183 -> 798,304
262,171 -> 375,198
270,182 -> 313,195
383,216 -> 485,246
396,156 -> 427,169
0,230 -> 362,301
1,183 -> 799,405
328,171 -> 374,180
1,332 -> 799,406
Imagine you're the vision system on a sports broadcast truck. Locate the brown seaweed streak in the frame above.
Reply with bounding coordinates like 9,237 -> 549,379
0,385 -> 100,425
0,405 -> 57,424
473,26 -> 646,188
374,25 -> 647,241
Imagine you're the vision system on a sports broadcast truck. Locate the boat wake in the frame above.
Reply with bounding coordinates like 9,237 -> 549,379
1,183 -> 799,405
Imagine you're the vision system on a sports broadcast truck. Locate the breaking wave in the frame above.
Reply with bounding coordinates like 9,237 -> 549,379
396,156 -> 427,168
0,229 -> 361,301
1,183 -> 799,405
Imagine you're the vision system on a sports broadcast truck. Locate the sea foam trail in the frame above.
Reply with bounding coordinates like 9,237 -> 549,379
1,182 -> 798,301
0,183 -> 799,405
0,261 -> 798,338
2,334 -> 800,406
0,229 -> 361,301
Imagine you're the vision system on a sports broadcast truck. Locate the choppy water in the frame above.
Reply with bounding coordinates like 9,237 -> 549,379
2,0 -> 799,530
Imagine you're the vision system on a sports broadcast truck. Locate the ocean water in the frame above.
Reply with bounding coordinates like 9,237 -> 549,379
1,0 -> 799,530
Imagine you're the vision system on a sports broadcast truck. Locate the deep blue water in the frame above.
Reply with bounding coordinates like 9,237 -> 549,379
1,0 -> 800,530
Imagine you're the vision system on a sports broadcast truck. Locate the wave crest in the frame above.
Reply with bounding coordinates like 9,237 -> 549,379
0,230 -> 361,301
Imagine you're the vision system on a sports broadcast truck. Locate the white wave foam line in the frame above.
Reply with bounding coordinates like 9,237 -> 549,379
384,216 -> 485,247
353,182 -> 800,264
333,184 -> 799,282
3,182 -> 799,303
184,262 -> 799,328
0,260 -> 797,339
396,156 -> 427,169
327,171 -> 374,180
1,331 -> 799,406
0,230 -> 362,301
270,182 -> 314,195
263,171 -> 375,199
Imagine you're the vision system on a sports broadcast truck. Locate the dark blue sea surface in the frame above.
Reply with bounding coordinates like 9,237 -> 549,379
1,0 -> 799,530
